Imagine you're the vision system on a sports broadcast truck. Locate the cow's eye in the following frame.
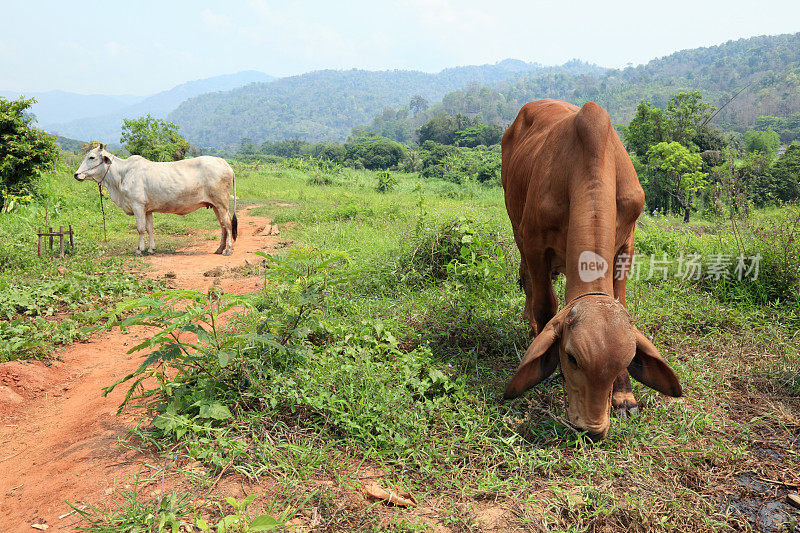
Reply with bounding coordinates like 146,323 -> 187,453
566,353 -> 578,367
89,156 -> 95,160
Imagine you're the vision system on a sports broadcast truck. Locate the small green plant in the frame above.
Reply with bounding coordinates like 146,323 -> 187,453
70,472 -> 193,532
376,171 -> 397,193
195,495 -> 283,532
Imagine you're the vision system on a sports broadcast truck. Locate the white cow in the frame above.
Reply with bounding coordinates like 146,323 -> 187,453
74,146 -> 237,255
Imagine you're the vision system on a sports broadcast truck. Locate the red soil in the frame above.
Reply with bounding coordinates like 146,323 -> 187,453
0,208 -> 282,531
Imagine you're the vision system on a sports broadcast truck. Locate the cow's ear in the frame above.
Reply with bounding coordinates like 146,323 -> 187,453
628,327 -> 682,397
504,315 -> 563,399
103,154 -> 112,164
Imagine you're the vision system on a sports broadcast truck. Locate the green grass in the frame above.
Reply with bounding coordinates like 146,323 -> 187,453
8,155 -> 799,531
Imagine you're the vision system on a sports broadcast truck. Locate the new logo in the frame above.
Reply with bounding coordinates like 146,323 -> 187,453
578,251 -> 608,282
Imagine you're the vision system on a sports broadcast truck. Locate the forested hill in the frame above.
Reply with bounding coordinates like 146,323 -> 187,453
167,60 -> 552,147
368,32 -> 800,140
44,70 -> 275,143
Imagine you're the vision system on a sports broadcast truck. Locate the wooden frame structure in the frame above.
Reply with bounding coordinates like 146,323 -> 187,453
37,225 -> 74,258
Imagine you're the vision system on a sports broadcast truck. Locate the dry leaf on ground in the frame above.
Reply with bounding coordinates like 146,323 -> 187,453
363,482 -> 418,507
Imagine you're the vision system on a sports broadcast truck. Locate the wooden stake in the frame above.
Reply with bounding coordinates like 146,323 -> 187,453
49,227 -> 53,250
38,227 -> 42,257
59,226 -> 64,258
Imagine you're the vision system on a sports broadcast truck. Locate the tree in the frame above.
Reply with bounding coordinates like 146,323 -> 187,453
121,115 -> 190,161
664,91 -> 714,148
314,142 -> 346,163
623,93 -> 717,156
0,97 -> 58,209
417,114 -> 458,145
456,124 -> 504,147
409,95 -> 429,116
744,129 -> 780,157
344,134 -> 405,170
646,141 -> 708,222
238,137 -> 258,155
769,145 -> 800,203
622,101 -> 667,156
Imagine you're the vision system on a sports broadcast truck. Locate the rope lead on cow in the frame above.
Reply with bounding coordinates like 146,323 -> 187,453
98,183 -> 107,242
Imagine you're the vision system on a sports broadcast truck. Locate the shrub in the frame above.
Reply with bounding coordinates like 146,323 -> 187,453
120,115 -> 190,161
768,145 -> 800,203
376,171 -> 397,193
419,142 -> 501,184
344,134 -> 405,170
314,142 -> 346,163
405,289 -> 529,360
0,96 -> 58,209
714,207 -> 800,308
397,216 -> 510,290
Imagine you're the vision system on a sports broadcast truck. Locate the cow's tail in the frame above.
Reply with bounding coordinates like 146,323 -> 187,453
231,171 -> 238,241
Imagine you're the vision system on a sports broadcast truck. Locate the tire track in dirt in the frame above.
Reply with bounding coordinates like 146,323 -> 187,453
0,207 -> 284,531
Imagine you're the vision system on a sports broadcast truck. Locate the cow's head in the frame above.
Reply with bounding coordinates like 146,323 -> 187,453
504,295 -> 682,440
74,146 -> 113,182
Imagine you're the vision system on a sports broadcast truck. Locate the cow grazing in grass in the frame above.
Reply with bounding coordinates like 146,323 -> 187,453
501,99 -> 682,440
74,146 -> 237,255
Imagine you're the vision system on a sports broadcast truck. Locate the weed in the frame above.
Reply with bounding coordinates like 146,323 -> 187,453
376,171 -> 397,193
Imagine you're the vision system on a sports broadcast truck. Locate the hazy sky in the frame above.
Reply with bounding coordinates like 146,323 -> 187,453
1,0 -> 798,95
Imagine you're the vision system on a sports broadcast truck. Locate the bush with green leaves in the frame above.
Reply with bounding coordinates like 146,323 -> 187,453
418,142 -> 501,184
313,141 -> 346,163
0,96 -> 58,210
375,171 -> 397,193
744,129 -> 780,157
120,115 -> 191,161
768,144 -> 800,204
635,209 -> 800,312
396,216 -> 510,290
343,134 -> 405,170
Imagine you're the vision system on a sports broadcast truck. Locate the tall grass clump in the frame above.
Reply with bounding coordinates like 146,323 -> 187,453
395,215 -> 513,289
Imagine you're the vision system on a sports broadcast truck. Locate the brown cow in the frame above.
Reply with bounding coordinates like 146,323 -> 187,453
501,99 -> 682,440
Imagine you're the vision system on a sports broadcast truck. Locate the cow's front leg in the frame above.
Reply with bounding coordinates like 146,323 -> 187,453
528,256 -> 558,336
145,212 -> 156,254
611,236 -> 638,417
611,371 -> 638,417
519,261 -> 536,334
132,206 -> 147,256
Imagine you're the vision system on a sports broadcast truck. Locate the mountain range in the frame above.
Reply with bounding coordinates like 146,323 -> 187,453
4,32 -> 799,149
5,70 -> 275,143
167,59 -> 544,147
167,32 -> 800,147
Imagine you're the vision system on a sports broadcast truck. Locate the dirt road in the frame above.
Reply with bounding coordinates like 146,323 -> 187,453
0,208 -> 282,531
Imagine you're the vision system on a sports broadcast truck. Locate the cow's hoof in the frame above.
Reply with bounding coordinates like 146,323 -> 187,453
612,389 -> 638,418
134,249 -> 143,256
612,402 -> 639,418
146,250 -> 156,256
223,250 -> 232,256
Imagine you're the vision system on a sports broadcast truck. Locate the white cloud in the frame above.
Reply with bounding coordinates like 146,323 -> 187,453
200,8 -> 232,32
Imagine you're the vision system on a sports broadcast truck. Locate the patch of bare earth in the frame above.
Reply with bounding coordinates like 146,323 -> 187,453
0,207 -> 283,531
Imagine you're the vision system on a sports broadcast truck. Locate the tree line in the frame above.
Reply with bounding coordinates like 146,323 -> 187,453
622,91 -> 799,221
2,89 -> 797,218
